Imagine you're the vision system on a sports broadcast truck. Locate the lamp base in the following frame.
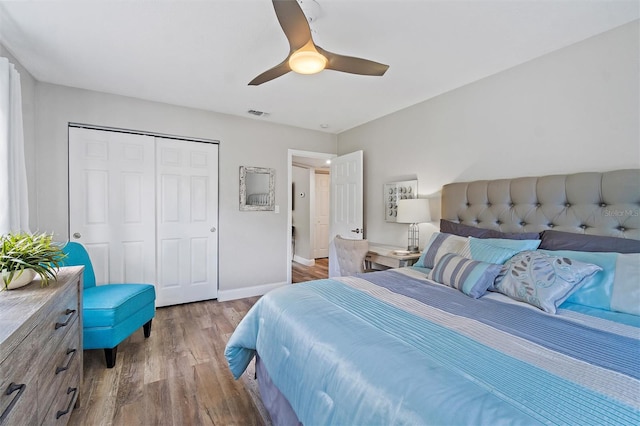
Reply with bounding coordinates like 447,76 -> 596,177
407,223 -> 420,254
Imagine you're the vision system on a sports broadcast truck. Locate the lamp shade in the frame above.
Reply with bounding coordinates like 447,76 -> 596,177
396,199 -> 431,224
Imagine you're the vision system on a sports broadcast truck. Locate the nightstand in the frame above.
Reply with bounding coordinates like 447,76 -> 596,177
365,243 -> 421,270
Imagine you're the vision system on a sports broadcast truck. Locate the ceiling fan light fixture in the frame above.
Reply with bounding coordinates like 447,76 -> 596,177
248,0 -> 389,85
289,49 -> 327,75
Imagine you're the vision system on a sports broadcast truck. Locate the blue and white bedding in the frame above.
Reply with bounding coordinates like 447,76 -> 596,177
225,268 -> 640,425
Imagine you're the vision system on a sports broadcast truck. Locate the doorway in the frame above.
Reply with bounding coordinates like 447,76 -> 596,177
287,150 -> 335,284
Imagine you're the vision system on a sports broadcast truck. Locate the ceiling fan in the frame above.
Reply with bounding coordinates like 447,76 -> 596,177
249,0 -> 389,85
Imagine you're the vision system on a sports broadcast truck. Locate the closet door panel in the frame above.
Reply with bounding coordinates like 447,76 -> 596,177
156,138 -> 218,306
191,237 -> 209,283
69,128 -> 157,286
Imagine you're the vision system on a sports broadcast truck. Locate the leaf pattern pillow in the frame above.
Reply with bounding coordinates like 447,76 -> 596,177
494,251 -> 602,314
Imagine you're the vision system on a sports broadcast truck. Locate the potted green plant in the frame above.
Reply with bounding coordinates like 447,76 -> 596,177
0,232 -> 66,290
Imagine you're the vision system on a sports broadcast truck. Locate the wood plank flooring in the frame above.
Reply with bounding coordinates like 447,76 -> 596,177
69,297 -> 264,426
291,257 -> 328,283
69,260 -> 328,425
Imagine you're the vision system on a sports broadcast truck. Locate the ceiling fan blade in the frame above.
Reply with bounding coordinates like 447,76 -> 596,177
248,59 -> 291,86
316,46 -> 389,76
272,0 -> 312,52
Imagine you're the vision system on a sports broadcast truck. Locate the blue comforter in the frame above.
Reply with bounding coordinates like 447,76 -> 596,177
225,269 -> 640,425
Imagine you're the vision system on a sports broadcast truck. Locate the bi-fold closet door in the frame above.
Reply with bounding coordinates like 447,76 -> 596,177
68,127 -> 218,307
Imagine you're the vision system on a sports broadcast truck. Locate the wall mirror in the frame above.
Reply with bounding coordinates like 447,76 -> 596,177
240,166 -> 275,211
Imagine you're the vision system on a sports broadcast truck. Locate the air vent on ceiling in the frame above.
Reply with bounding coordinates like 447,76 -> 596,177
247,109 -> 270,117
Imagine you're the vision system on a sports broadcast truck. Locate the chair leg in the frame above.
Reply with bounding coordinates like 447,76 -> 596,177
143,319 -> 152,338
104,346 -> 118,369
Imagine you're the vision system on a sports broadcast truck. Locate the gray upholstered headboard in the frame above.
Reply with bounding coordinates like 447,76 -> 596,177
441,169 -> 640,240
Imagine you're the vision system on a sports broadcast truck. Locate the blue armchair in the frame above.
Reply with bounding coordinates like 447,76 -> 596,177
62,242 -> 156,368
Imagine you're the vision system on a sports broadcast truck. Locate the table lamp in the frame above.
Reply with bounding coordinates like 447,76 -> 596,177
396,198 -> 431,252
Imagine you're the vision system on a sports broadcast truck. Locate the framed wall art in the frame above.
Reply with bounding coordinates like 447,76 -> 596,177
384,180 -> 418,222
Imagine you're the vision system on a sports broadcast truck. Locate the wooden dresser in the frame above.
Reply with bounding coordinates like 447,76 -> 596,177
0,266 -> 83,425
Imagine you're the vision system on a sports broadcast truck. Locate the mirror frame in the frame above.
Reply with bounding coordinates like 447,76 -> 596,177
240,166 -> 275,211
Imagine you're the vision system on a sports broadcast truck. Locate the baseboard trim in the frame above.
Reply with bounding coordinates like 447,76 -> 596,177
218,281 -> 289,302
293,255 -> 315,266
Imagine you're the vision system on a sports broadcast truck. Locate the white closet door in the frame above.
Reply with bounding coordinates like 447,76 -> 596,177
68,128 -> 156,285
156,138 -> 218,306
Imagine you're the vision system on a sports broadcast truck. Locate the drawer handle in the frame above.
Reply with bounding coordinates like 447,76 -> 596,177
0,383 -> 26,423
55,309 -> 76,329
55,387 -> 77,419
55,349 -> 77,374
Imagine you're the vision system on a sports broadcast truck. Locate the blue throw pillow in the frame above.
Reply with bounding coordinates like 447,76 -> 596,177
540,249 -> 640,316
465,238 -> 526,264
479,237 -> 541,252
539,249 -> 616,311
428,253 -> 501,299
495,251 -> 602,314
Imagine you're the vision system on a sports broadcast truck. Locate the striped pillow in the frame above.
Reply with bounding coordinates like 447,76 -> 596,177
428,253 -> 502,298
417,233 -> 521,269
417,233 -> 467,269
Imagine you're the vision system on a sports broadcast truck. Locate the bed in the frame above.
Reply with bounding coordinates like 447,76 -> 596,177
225,169 -> 640,425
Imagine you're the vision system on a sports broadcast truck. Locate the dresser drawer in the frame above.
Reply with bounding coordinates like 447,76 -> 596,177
47,281 -> 79,336
40,368 -> 80,426
35,284 -> 79,364
26,280 -> 79,359
0,338 -> 39,425
38,319 -> 80,423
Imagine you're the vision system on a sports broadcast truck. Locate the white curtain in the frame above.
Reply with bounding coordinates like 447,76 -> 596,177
0,57 -> 29,234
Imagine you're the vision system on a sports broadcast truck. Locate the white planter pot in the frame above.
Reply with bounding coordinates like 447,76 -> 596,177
1,269 -> 37,290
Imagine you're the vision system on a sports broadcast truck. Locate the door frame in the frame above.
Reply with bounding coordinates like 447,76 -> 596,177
287,149 -> 336,284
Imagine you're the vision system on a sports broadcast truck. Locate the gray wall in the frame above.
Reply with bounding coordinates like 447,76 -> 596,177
338,21 -> 640,249
32,83 -> 336,298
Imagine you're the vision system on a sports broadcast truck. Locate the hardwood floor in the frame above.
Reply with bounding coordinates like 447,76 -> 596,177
69,297 -> 265,426
69,261 -> 328,425
292,257 -> 328,283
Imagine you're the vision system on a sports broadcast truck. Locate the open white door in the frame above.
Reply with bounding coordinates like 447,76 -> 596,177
329,150 -> 363,277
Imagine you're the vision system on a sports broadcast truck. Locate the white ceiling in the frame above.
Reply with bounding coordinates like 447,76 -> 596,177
0,1 -> 637,134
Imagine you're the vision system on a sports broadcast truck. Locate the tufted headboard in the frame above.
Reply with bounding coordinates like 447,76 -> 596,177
441,169 -> 640,240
